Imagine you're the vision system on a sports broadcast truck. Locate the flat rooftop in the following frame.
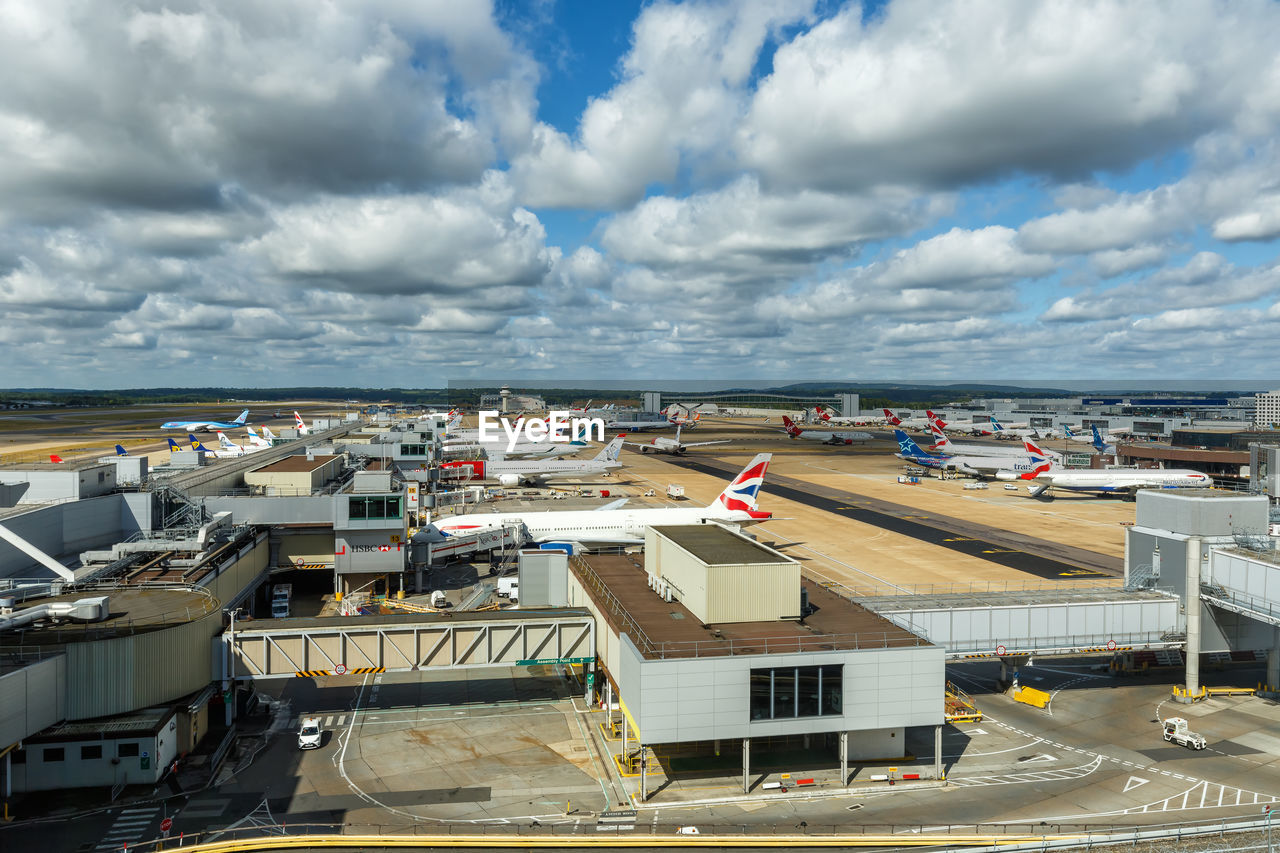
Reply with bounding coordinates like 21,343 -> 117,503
651,525 -> 791,566
248,454 -> 340,474
575,554 -> 925,660
1,587 -> 216,645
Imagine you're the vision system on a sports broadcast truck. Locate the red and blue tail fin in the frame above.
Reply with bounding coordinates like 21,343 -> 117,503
714,453 -> 771,512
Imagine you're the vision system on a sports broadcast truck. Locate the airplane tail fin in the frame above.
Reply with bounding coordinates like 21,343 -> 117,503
233,409 -> 249,425
815,406 -> 831,421
1021,462 -> 1054,480
990,416 -> 1004,432
217,431 -> 236,448
1091,425 -> 1108,452
50,454 -> 64,464
929,423 -> 951,450
167,438 -> 181,452
894,429 -> 934,458
713,453 -> 771,513
595,435 -> 626,462
294,411 -> 311,435
781,415 -> 802,437
882,408 -> 902,425
927,410 -> 948,429
262,425 -> 277,441
189,434 -> 210,452
115,444 -> 128,456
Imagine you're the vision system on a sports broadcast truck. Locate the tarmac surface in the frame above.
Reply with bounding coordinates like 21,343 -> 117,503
659,454 -> 1120,580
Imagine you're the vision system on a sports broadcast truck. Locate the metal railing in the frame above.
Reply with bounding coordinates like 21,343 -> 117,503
1200,583 -> 1280,628
96,813 -> 1280,853
946,629 -> 1186,657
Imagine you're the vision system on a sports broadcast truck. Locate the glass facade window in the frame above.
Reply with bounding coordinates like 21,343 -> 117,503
348,496 -> 402,520
749,664 -> 842,720
400,444 -> 427,457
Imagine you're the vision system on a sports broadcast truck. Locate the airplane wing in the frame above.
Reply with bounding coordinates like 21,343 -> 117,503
595,498 -> 629,511
680,440 -> 732,448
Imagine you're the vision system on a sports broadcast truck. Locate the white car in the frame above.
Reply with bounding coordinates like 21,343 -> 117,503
298,716 -> 322,749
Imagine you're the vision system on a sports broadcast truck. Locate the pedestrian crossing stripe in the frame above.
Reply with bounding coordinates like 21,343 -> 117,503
295,670 -> 330,677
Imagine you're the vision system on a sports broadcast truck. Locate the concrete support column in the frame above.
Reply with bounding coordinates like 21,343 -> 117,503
742,738 -> 751,794
934,725 -> 943,780
1184,535 -> 1202,696
621,714 -> 628,760
639,744 -> 647,801
839,731 -> 848,786
1262,626 -> 1280,688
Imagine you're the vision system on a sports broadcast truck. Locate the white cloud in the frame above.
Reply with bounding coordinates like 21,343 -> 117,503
246,175 -> 555,295
510,0 -> 815,208
740,0 -> 1280,192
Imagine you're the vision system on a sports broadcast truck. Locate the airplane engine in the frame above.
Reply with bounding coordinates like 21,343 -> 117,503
498,474 -> 522,487
994,470 -> 1018,481
843,439 -> 853,445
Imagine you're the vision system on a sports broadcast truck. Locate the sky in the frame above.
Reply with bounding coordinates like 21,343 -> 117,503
3,0 -> 1280,389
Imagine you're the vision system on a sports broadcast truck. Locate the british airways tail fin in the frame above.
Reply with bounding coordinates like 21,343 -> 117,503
713,453 -> 771,512
293,411 -> 311,435
929,423 -> 952,450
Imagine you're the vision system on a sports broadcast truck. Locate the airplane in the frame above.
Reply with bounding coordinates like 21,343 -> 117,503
438,437 -> 626,486
939,452 -> 1057,479
49,454 -> 64,463
882,409 -> 936,431
261,425 -> 279,442
929,424 -> 1062,461
115,444 -> 128,456
626,424 -> 730,455
813,405 -> 884,427
604,415 -> 676,431
245,427 -> 271,449
782,416 -> 873,445
1000,461 -> 1212,499
442,437 -> 587,460
293,411 -> 310,436
430,453 -> 774,551
892,430 -> 951,468
167,438 -> 183,453
665,411 -> 702,428
1090,424 -> 1117,454
161,409 -> 250,432
988,417 -> 1041,441
187,434 -> 213,453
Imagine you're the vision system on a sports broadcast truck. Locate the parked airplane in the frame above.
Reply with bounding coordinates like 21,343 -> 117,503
439,437 -> 626,486
167,438 -> 183,453
442,437 -> 586,460
999,461 -> 1212,498
989,417 -> 1041,440
605,416 -> 676,431
162,409 -> 250,432
882,409 -> 936,431
811,405 -> 875,426
115,444 -> 128,456
782,416 -> 872,445
245,427 -> 271,449
431,453 -> 773,550
261,425 -> 279,442
49,454 -> 64,463
892,430 -> 950,467
626,424 -> 730,455
293,411 -> 310,436
929,424 -> 1062,461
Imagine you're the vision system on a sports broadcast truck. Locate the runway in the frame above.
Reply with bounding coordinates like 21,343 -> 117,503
653,454 -> 1122,581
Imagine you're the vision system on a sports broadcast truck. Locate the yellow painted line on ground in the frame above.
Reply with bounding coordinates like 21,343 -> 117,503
175,833 -> 1087,851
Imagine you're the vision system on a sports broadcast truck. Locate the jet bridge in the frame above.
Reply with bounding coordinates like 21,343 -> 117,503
858,585 -> 1184,659
226,609 -> 593,678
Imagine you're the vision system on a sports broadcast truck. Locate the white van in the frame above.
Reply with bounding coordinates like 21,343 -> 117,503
497,577 -> 519,599
297,716 -> 321,750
